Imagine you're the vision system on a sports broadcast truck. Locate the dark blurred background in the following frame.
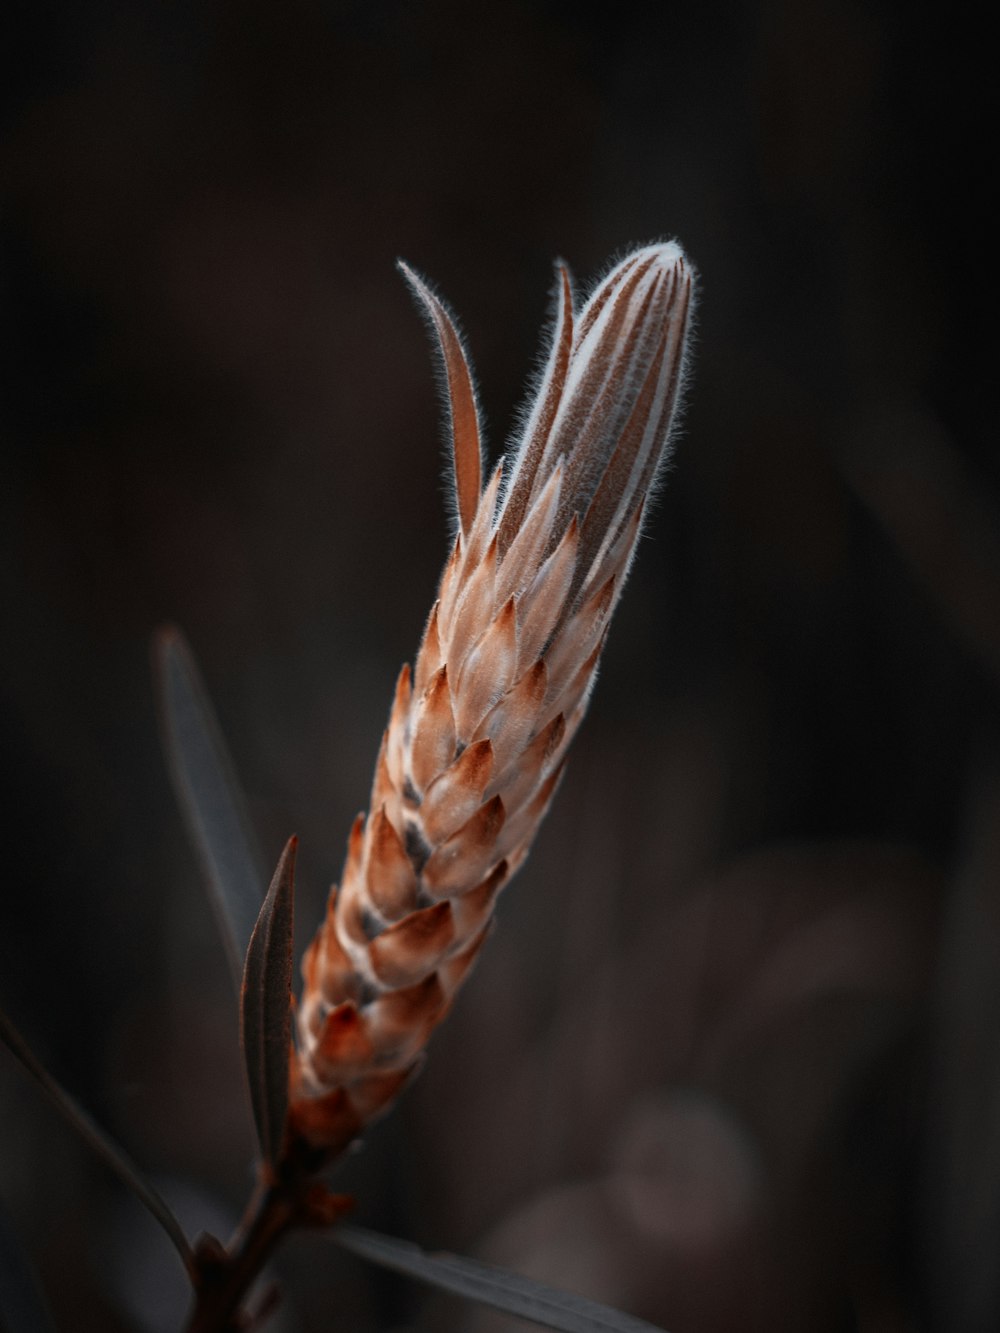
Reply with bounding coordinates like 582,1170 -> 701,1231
1,1 -> 997,1329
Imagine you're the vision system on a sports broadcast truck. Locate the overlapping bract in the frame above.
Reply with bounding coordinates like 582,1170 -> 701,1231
290,244 -> 694,1155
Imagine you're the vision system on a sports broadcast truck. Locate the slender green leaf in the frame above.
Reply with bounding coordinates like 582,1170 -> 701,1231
241,837 -> 297,1164
154,626 -> 266,993
0,1199 -> 60,1333
0,1006 -> 196,1279
332,1225 -> 670,1333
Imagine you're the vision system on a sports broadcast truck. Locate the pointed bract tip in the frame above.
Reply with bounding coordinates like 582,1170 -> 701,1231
636,239 -> 687,268
395,257 -> 419,287
607,240 -> 689,280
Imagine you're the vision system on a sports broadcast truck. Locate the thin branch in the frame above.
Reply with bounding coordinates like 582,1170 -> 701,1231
183,1169 -> 351,1332
185,1182 -> 295,1333
0,1005 -> 197,1281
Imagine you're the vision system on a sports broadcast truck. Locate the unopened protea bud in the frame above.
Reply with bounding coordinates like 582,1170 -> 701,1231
289,243 -> 694,1156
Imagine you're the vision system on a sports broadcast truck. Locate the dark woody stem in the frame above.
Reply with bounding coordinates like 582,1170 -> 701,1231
184,1148 -> 352,1333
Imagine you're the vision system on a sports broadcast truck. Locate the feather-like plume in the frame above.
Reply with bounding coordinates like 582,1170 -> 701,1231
290,242 -> 695,1157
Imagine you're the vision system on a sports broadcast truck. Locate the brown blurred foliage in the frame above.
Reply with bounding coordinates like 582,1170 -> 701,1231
1,1 -> 996,1330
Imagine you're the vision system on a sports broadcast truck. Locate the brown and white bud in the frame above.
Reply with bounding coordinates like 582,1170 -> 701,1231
290,243 -> 695,1156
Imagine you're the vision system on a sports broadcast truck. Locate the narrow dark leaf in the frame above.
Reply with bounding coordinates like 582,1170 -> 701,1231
241,837 -> 297,1164
0,1199 -> 60,1333
154,626 -> 267,993
332,1225 -> 670,1333
0,1006 -> 196,1279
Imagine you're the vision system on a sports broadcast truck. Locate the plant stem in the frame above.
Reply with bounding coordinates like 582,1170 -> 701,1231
184,1178 -> 294,1333
183,1151 -> 352,1333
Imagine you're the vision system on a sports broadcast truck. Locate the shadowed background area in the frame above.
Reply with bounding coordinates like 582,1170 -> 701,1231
1,2 -> 996,1329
